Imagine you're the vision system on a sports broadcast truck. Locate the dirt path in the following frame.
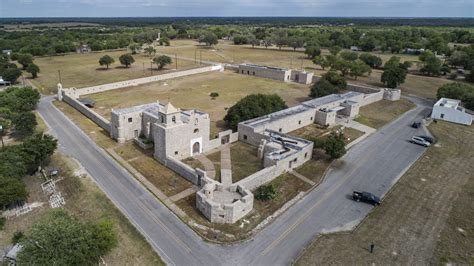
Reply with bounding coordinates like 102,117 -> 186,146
295,121 -> 474,265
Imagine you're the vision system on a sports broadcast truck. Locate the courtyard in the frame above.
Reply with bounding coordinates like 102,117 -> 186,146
83,70 -> 311,137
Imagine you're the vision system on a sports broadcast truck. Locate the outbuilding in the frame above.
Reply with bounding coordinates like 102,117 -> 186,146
431,98 -> 473,126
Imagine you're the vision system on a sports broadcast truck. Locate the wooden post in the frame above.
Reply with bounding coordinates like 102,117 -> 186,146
175,53 -> 178,70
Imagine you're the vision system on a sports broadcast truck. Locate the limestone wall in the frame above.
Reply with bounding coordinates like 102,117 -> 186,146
62,93 -> 111,132
70,65 -> 223,97
238,65 -> 291,81
162,156 -> 199,185
360,91 -> 384,106
207,130 -> 239,151
235,166 -> 282,191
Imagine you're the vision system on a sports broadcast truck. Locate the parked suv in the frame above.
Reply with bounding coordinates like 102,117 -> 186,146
352,191 -> 381,206
417,135 -> 434,144
410,136 -> 431,147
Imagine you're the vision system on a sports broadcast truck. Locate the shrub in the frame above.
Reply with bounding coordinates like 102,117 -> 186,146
255,185 -> 277,201
224,94 -> 287,130
210,92 -> 219,98
323,132 -> 346,159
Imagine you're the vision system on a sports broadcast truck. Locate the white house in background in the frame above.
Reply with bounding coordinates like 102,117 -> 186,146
431,98 -> 473,126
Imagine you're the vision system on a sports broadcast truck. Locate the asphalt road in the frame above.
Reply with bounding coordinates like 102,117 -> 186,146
38,96 -> 430,265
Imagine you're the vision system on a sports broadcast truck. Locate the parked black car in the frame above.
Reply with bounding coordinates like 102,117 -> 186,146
417,135 -> 434,144
411,122 -> 422,128
352,191 -> 381,206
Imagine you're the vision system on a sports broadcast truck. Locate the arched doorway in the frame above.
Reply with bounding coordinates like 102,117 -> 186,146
192,142 -> 200,155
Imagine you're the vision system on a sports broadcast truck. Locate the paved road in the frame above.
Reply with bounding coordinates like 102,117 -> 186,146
38,96 -> 430,265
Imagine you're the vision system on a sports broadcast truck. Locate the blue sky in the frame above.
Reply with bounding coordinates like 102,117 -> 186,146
1,0 -> 473,18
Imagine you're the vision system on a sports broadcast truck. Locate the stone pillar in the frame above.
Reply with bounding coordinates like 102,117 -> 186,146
57,83 -> 63,101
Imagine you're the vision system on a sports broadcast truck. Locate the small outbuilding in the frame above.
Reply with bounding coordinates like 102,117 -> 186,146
431,98 -> 473,126
78,98 -> 96,108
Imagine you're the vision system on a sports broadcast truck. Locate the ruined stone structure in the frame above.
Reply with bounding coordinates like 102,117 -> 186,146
57,63 -> 402,224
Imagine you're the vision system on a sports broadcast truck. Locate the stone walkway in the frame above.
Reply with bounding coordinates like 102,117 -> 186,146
195,154 -> 216,179
169,186 -> 199,202
289,170 -> 316,186
337,119 -> 376,149
220,145 -> 232,187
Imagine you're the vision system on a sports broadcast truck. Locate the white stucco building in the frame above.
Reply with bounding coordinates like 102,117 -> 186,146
431,98 -> 473,126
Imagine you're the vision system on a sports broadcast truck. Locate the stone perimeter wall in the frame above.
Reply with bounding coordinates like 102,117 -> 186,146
62,93 -> 111,132
66,65 -> 224,98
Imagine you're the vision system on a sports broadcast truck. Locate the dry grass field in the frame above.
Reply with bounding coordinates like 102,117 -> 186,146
355,99 -> 416,129
85,71 -> 311,137
155,40 -> 452,100
295,121 -> 474,265
30,50 -> 198,94
0,144 -> 163,265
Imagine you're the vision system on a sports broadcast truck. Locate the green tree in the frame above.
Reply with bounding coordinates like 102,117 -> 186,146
305,45 -> 321,59
359,53 -> 383,68
349,60 -> 371,80
323,132 -> 346,159
312,56 -> 330,70
20,132 -> 58,170
333,59 -> 352,77
0,86 -> 40,112
224,94 -> 287,130
144,46 -> 156,57
18,210 -> 117,265
255,185 -> 277,201
329,46 -> 341,55
128,43 -> 141,54
0,149 -> 27,179
160,37 -> 170,46
153,55 -> 172,70
447,50 -> 469,68
13,112 -> 37,137
310,71 -> 346,98
419,52 -> 442,76
99,55 -> 115,70
199,32 -> 218,46
465,67 -> 474,83
0,176 -> 28,208
381,56 -> 407,88
119,53 -> 135,68
1,68 -> 22,83
340,51 -> 359,61
26,63 -> 40,78
17,54 -> 34,69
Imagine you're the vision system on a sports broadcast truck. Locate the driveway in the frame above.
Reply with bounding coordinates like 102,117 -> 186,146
38,96 -> 430,265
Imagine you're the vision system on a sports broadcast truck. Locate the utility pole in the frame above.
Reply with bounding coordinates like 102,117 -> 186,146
175,53 -> 178,70
195,49 -> 197,64
150,60 -> 153,76
0,125 -> 4,151
58,70 -> 62,84
142,62 -> 145,76
200,50 -> 202,65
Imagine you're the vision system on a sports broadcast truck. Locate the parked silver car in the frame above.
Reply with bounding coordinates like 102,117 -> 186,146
410,136 -> 431,147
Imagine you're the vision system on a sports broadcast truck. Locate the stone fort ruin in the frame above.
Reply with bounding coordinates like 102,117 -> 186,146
57,63 -> 400,224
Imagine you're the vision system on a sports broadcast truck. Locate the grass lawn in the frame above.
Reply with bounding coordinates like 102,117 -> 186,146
355,99 -> 416,129
229,142 -> 262,183
85,70 -> 310,136
30,50 -> 198,94
128,154 -> 193,197
295,121 -> 474,265
175,172 -> 311,242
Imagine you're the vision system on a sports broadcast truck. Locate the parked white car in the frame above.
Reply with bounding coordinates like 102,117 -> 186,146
410,136 -> 431,147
